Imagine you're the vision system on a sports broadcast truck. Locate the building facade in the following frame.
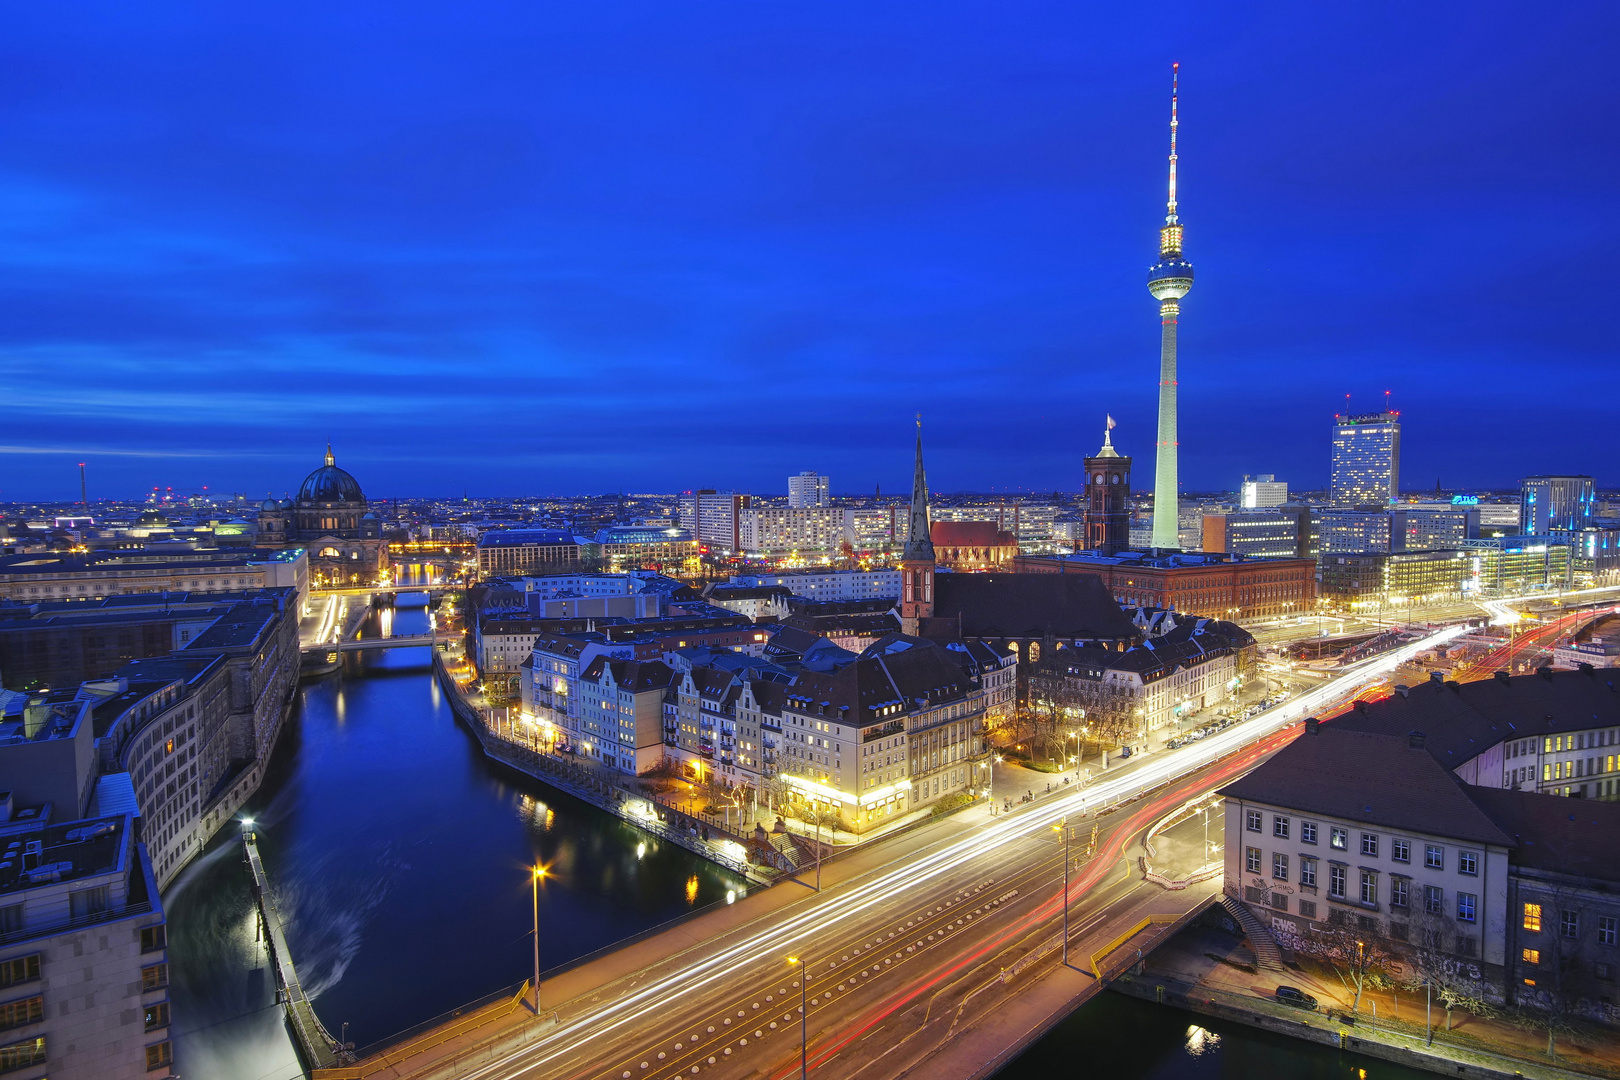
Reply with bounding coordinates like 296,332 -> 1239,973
735,507 -> 847,558
475,530 -> 585,577
576,658 -> 675,775
1330,411 -> 1402,506
1521,476 -> 1595,536
1240,475 -> 1288,509
0,548 -> 307,608
787,472 -> 830,509
1082,424 -> 1132,555
1014,551 -> 1317,621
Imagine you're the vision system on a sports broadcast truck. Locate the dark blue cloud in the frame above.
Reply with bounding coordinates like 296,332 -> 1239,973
0,1 -> 1614,500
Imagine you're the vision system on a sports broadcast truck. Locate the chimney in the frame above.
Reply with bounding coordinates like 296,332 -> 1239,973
1493,670 -> 1510,685
1409,730 -> 1426,749
1429,671 -> 1445,686
1304,716 -> 1319,735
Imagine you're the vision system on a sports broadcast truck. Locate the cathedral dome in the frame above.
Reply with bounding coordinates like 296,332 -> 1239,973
297,445 -> 365,504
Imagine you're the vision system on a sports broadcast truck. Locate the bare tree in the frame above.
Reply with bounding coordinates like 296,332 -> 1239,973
1302,916 -> 1398,1015
1403,913 -> 1495,1035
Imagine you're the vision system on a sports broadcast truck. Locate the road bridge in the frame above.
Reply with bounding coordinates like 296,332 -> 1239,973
297,626 -> 1461,1080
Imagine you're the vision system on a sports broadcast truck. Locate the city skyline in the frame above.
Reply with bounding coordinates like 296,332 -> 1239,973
1,3 -> 1616,500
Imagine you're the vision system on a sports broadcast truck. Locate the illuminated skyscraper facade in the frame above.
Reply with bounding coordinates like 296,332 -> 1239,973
1521,475 -> 1594,535
1148,64 -> 1193,549
1329,411 -> 1401,506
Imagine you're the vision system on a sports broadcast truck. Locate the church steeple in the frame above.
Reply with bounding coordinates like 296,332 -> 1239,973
324,442 -> 336,467
902,416 -> 935,564
898,416 -> 936,635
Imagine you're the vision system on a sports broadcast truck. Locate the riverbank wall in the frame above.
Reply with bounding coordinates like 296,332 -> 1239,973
1108,925 -> 1616,1080
430,650 -> 774,886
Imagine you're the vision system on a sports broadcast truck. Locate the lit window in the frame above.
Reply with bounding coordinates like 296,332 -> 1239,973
1523,902 -> 1542,933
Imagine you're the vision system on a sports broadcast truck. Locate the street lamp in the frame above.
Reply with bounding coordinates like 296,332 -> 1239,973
786,955 -> 809,1079
531,863 -> 550,1014
1053,817 -> 1070,966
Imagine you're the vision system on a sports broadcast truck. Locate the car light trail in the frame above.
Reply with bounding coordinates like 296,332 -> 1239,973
458,624 -> 1468,1080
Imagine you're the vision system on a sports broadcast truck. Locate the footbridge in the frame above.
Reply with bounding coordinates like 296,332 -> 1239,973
300,632 -> 458,655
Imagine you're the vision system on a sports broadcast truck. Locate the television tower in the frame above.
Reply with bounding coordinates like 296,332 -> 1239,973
1148,62 -> 1194,549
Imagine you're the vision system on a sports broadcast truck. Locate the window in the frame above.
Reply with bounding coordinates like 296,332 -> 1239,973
1360,870 -> 1378,906
141,963 -> 169,993
1523,902 -> 1543,933
68,885 -> 109,920
1331,827 -> 1348,850
141,925 -> 167,953
1598,962 -> 1615,982
1273,853 -> 1289,881
0,958 -> 37,990
1300,821 -> 1318,845
1457,893 -> 1477,923
1458,850 -> 1478,876
143,1001 -> 169,1032
0,908 -> 18,938
1246,809 -> 1262,833
1601,916 -> 1618,946
1425,844 -> 1444,870
0,997 -> 41,1033
1300,859 -> 1317,888
1562,910 -> 1580,939
1246,847 -> 1261,874
0,1037 -> 45,1072
1425,885 -> 1444,915
1299,900 -> 1317,920
1458,936 -> 1477,958
1361,833 -> 1379,858
1329,864 -> 1347,899
1522,948 -> 1541,965
1390,878 -> 1409,909
1272,816 -> 1290,839
146,1041 -> 173,1071
1391,838 -> 1410,863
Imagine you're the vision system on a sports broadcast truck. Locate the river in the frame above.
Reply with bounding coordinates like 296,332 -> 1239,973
166,601 -> 745,1080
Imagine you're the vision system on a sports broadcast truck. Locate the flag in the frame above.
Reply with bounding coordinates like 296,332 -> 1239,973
1106,414 -> 1116,430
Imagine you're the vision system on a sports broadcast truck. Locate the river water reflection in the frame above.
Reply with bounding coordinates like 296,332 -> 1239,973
168,602 -> 744,1080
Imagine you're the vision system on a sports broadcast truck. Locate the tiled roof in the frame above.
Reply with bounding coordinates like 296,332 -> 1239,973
929,573 -> 1140,641
1217,725 -> 1515,847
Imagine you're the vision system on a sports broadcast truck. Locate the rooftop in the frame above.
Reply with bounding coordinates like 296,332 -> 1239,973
0,813 -> 129,897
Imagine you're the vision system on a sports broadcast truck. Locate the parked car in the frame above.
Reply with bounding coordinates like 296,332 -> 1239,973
1275,985 -> 1318,1010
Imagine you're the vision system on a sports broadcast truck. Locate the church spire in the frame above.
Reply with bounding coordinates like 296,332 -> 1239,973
902,415 -> 935,563
324,442 -> 335,467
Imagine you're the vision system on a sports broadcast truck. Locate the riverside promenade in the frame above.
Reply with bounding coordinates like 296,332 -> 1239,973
243,827 -> 340,1072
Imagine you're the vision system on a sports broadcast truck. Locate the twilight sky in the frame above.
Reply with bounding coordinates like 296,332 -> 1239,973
1,2 -> 1615,501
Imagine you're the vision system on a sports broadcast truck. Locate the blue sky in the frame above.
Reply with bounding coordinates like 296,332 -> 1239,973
1,2 -> 1615,500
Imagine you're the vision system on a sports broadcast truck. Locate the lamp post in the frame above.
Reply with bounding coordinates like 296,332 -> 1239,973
531,864 -> 549,1014
1054,817 -> 1070,966
786,955 -> 808,1079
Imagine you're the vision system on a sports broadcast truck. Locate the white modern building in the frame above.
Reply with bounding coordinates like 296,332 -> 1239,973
787,472 -> 830,509
736,507 -> 847,558
1240,474 -> 1288,508
729,569 -> 902,602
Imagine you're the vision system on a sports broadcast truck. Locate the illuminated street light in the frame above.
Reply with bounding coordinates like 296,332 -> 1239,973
531,863 -> 551,1014
786,955 -> 808,1078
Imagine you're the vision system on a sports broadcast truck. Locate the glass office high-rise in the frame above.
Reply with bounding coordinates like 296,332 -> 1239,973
1330,411 -> 1401,506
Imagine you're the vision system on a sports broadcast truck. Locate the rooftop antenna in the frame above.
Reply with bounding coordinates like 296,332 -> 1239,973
1166,61 -> 1179,227
78,463 -> 87,507
1384,389 -> 1392,414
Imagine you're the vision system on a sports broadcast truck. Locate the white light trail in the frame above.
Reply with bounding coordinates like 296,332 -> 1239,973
459,623 -> 1469,1080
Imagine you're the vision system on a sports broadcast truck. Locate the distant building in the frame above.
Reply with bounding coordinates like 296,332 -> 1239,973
1521,476 -> 1594,536
475,530 -> 585,577
787,472 -> 830,509
0,548 -> 308,609
1240,474 -> 1288,509
1081,422 -> 1132,555
678,491 -> 752,552
932,504 -> 1063,552
842,507 -> 903,557
1330,411 -> 1401,506
1202,507 -> 1309,560
1461,537 -> 1573,594
735,506 -> 847,558
588,526 -> 698,573
1014,551 -> 1316,621
702,584 -> 792,622
1318,550 -> 1472,610
929,521 -> 1018,571
729,569 -> 901,603
257,445 -> 387,588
